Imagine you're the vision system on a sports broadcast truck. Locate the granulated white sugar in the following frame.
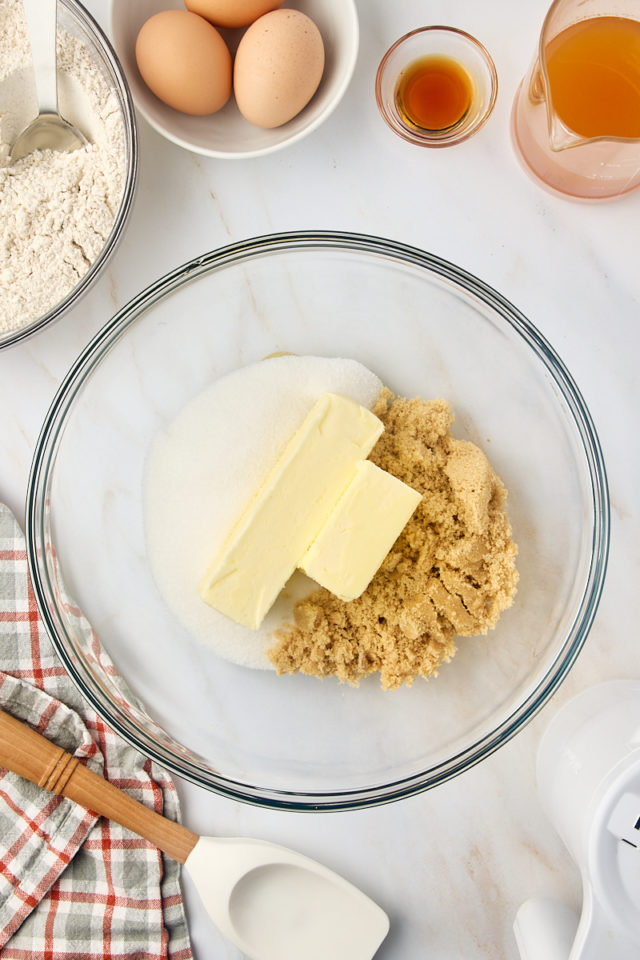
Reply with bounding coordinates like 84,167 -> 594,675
0,0 -> 126,335
143,356 -> 383,670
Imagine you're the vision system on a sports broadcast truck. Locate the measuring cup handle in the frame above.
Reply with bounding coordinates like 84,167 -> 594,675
514,897 -> 579,960
569,881 -> 637,960
526,59 -> 546,104
23,0 -> 59,115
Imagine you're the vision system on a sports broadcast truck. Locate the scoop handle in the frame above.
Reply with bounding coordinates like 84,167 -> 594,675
23,0 -> 58,115
0,707 -> 199,864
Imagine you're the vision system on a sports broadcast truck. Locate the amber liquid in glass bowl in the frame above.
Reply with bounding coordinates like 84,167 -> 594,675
395,55 -> 473,132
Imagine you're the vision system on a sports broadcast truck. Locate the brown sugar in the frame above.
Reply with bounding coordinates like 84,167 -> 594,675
267,389 -> 518,689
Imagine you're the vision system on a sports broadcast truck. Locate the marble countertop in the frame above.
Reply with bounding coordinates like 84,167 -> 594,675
2,1 -> 640,957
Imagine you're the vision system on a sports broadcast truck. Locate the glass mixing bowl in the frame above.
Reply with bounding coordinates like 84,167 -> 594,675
27,232 -> 609,811
0,0 -> 137,349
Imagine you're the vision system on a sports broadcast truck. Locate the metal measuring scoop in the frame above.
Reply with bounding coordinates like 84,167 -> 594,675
10,0 -> 88,161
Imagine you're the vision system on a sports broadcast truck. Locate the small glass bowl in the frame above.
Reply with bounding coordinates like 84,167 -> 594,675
375,26 -> 498,148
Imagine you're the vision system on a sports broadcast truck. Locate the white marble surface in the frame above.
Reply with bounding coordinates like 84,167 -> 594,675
1,1 -> 640,957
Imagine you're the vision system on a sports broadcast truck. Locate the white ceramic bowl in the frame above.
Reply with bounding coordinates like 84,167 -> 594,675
110,0 -> 358,158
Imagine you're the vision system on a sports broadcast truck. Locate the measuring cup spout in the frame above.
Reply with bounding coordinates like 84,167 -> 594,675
547,111 -> 585,152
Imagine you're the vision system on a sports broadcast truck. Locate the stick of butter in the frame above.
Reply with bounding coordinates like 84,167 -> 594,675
300,460 -> 422,601
198,393 -> 383,629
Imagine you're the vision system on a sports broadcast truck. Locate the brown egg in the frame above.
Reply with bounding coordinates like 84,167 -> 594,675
184,0 -> 284,30
136,10 -> 232,116
234,10 -> 325,129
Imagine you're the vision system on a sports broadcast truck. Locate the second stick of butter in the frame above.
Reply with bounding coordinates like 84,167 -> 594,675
300,459 -> 422,601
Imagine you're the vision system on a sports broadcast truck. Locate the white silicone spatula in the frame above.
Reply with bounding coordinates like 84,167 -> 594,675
0,708 -> 389,960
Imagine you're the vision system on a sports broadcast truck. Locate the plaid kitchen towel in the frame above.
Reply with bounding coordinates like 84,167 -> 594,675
0,502 -> 193,960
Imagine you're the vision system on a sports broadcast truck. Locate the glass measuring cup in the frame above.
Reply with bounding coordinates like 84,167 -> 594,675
511,0 -> 640,201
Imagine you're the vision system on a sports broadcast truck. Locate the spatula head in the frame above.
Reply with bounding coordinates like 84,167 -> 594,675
186,836 -> 389,960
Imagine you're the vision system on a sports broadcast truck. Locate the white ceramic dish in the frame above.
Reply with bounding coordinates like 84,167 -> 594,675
110,0 -> 358,158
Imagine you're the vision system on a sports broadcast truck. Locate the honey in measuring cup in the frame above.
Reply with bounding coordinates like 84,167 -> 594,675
395,55 -> 474,132
545,16 -> 640,139
511,2 -> 640,200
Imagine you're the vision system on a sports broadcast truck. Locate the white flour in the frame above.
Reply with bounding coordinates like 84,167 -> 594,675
0,0 -> 126,335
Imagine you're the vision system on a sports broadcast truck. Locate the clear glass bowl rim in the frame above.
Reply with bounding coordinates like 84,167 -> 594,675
0,0 -> 138,350
26,230 -> 610,811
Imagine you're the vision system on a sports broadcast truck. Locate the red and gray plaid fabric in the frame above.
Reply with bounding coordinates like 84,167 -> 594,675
0,503 -> 193,959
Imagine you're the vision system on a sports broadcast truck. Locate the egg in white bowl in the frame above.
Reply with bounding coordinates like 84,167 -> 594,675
110,0 -> 358,158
